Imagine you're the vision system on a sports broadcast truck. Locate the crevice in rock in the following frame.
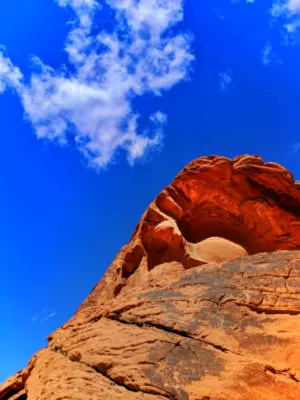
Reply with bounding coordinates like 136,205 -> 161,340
167,185 -> 192,205
88,364 -> 176,400
0,389 -> 26,400
88,302 -> 147,324
154,342 -> 182,364
14,394 -> 27,400
222,300 -> 300,315
265,366 -> 300,383
246,177 -> 300,216
0,382 -> 26,400
49,347 -> 176,400
113,282 -> 126,297
242,268 -> 293,281
107,314 -> 242,356
122,244 -> 145,279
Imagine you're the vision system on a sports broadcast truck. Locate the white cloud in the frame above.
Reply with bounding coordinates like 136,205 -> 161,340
219,70 -> 232,91
0,53 -> 23,93
260,41 -> 275,65
0,0 -> 193,169
285,0 -> 300,13
271,0 -> 300,34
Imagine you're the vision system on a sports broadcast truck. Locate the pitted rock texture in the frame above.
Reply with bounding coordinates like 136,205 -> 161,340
1,155 -> 300,400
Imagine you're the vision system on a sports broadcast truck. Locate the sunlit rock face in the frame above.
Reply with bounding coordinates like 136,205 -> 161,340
2,155 -> 300,400
188,236 -> 249,264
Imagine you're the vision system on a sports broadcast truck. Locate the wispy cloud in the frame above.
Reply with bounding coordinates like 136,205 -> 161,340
230,0 -> 255,4
31,315 -> 39,323
291,142 -> 300,154
271,0 -> 300,35
0,0 -> 193,169
260,41 -> 275,65
219,70 -> 232,91
32,309 -> 57,324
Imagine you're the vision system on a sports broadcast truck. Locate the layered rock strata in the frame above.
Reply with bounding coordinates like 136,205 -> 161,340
1,155 -> 300,400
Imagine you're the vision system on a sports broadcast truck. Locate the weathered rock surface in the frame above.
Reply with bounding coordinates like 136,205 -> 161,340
2,154 -> 300,400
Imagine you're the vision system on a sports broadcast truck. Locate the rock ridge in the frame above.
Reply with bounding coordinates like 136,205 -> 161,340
1,154 -> 300,400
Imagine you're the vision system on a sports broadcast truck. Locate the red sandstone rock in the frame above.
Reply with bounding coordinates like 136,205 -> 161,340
1,155 -> 300,400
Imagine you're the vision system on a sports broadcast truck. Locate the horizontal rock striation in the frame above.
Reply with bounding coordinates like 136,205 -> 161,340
1,155 -> 300,400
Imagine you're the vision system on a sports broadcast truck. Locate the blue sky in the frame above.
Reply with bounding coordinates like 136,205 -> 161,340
1,0 -> 300,382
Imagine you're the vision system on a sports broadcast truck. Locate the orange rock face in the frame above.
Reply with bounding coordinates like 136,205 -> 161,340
2,155 -> 300,400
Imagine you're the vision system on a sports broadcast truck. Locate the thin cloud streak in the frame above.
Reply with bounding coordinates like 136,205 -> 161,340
291,142 -> 300,154
31,309 -> 57,324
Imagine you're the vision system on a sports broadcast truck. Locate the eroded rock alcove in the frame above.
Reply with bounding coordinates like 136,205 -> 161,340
122,155 -> 300,276
2,155 -> 300,400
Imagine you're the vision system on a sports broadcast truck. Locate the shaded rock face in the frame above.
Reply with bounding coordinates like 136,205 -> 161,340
2,154 -> 300,400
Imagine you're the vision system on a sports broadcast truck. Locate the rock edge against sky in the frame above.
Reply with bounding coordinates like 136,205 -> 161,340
1,154 -> 300,400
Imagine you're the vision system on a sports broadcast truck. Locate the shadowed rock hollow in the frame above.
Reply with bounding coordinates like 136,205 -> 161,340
2,154 -> 300,400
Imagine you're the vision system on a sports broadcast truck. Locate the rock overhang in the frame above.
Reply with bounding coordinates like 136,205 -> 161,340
122,154 -> 300,277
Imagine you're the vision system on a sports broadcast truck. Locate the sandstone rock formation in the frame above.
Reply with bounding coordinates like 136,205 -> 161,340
1,154 -> 300,400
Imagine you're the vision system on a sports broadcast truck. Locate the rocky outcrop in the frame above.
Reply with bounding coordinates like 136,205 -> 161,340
1,155 -> 300,400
